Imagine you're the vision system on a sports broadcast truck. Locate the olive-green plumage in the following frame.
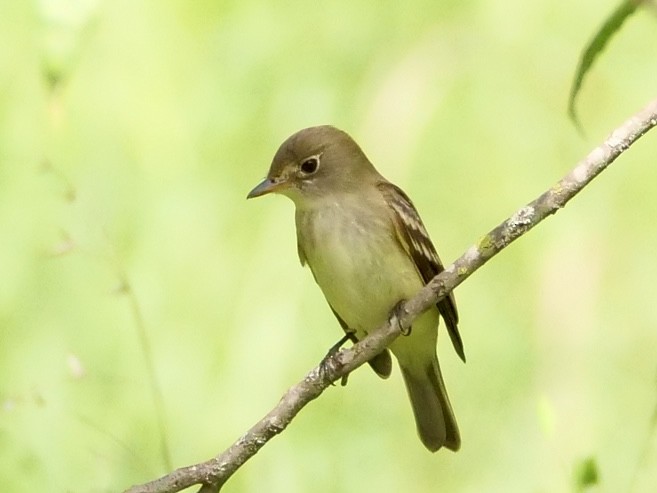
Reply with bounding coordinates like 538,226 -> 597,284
248,125 -> 464,452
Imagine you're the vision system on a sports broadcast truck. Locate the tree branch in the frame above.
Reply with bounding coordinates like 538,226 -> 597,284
122,98 -> 657,493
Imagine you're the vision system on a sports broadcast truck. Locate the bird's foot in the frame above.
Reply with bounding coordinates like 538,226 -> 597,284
319,333 -> 351,386
390,300 -> 411,336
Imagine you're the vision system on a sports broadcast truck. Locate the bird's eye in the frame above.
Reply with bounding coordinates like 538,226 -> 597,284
300,157 -> 319,174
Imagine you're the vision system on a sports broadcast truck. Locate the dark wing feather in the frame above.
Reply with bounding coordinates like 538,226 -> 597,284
378,182 -> 465,363
297,239 -> 393,378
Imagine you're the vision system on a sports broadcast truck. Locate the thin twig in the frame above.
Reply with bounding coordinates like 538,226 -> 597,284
116,266 -> 173,472
122,98 -> 657,493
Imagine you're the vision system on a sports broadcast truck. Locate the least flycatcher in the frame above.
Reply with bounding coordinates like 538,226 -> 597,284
247,125 -> 464,452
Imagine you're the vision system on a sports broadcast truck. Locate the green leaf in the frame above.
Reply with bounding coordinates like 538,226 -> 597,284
574,457 -> 600,491
568,0 -> 644,128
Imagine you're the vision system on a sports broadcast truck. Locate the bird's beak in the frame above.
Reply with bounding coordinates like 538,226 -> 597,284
246,177 -> 285,199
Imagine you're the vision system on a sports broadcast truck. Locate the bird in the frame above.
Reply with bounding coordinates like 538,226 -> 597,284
247,125 -> 464,452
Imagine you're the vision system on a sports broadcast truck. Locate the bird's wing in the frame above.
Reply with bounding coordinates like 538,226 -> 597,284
297,240 -> 393,378
378,182 -> 465,362
297,240 -> 307,266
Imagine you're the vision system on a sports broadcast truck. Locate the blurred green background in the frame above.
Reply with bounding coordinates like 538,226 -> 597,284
1,0 -> 657,492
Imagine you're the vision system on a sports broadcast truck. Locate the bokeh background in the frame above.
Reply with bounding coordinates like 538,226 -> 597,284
2,1 -> 657,492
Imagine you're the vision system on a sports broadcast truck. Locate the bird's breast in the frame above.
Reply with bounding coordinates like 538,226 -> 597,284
296,201 -> 423,337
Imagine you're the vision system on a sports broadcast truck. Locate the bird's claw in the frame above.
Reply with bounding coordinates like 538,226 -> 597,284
319,333 -> 352,385
390,300 -> 411,336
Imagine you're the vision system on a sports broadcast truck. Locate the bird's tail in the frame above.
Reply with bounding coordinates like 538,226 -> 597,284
400,356 -> 460,452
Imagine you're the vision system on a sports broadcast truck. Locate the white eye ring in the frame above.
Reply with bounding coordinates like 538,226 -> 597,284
300,154 -> 321,174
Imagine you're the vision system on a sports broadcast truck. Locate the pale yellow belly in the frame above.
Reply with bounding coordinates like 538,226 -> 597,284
298,204 -> 439,367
